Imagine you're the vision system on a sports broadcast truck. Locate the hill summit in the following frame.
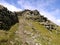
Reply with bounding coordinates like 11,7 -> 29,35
15,9 -> 58,31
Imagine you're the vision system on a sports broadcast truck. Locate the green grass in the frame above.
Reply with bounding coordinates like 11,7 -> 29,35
18,16 -> 60,45
0,23 -> 19,45
0,16 -> 60,45
31,21 -> 60,45
21,18 -> 60,45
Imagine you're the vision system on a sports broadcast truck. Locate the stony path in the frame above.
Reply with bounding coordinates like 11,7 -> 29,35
15,18 -> 41,45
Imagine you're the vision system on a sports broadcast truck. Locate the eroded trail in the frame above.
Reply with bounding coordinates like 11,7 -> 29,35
15,18 -> 41,45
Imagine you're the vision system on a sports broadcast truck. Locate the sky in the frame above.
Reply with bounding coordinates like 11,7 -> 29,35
0,0 -> 60,26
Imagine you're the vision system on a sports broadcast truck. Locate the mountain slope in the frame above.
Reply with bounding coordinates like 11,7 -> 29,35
0,5 -> 60,45
15,10 -> 60,45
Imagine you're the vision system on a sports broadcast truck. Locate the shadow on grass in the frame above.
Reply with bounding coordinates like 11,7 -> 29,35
0,20 -> 19,31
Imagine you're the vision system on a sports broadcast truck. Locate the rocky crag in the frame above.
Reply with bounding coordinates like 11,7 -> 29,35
16,9 -> 58,31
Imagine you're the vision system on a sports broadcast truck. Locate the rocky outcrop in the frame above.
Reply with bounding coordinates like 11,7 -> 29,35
16,9 -> 57,31
0,5 -> 19,30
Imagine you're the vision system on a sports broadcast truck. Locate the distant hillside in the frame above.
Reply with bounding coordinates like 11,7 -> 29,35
0,5 -> 60,45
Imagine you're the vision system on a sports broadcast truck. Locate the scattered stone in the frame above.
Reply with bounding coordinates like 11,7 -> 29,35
10,41 -> 15,45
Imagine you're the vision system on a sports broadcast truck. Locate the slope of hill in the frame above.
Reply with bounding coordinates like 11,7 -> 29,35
0,5 -> 60,45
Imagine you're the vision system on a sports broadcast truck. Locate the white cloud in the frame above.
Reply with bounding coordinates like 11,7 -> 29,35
57,19 -> 60,25
0,0 -> 22,11
17,0 -> 36,10
40,10 -> 60,26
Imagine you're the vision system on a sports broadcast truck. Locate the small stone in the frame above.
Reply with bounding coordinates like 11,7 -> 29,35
10,41 -> 15,45
15,38 -> 18,41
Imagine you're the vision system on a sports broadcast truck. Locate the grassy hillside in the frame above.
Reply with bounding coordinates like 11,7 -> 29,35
0,15 -> 60,45
13,15 -> 60,45
0,5 -> 60,45
0,23 -> 19,45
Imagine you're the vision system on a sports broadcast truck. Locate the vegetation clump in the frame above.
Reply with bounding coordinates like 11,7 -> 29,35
0,5 -> 19,30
